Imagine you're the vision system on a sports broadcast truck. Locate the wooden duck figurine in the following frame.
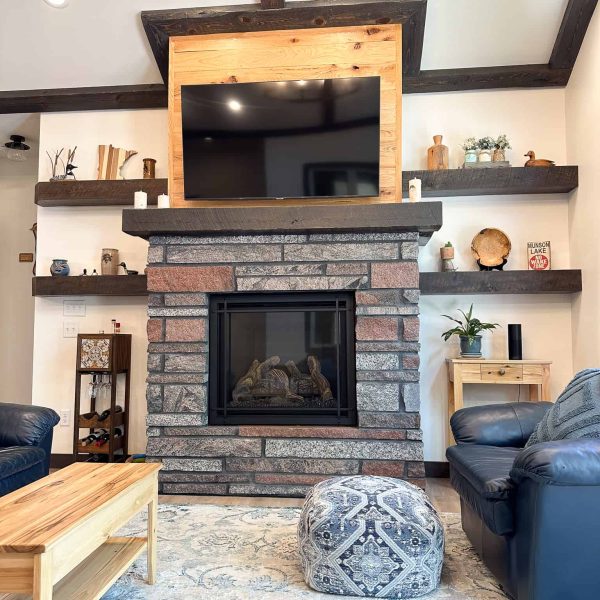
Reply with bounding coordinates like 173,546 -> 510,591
524,151 -> 555,167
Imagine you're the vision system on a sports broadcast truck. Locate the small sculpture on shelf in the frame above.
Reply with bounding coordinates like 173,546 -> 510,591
118,262 -> 139,275
47,147 -> 77,181
97,144 -> 137,180
50,258 -> 70,276
427,135 -> 449,170
440,242 -> 457,272
471,228 -> 511,271
524,151 -> 555,167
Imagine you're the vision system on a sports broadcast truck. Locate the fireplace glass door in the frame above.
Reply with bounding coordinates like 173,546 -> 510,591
209,292 -> 356,425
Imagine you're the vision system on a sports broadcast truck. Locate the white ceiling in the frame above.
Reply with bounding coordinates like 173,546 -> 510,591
0,0 -> 570,91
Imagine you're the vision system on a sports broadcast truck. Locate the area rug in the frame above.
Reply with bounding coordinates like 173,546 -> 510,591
100,504 -> 507,599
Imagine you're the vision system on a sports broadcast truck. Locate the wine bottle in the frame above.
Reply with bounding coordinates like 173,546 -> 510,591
97,406 -> 123,422
95,432 -> 111,447
80,433 -> 97,446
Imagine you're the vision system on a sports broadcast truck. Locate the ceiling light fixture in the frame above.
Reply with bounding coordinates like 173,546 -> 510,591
4,135 -> 30,162
227,100 -> 242,112
43,0 -> 70,8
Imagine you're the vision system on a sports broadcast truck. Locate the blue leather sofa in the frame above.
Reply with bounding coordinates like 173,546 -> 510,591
0,402 -> 59,496
447,402 -> 600,600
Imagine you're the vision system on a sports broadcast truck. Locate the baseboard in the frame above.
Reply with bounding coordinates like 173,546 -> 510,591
50,454 -> 76,469
425,461 -> 449,478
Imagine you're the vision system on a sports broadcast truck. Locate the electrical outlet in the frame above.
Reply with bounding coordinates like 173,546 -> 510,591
63,321 -> 79,338
63,300 -> 86,317
58,409 -> 70,427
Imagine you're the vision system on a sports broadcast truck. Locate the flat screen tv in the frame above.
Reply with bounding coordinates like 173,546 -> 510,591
181,76 -> 380,200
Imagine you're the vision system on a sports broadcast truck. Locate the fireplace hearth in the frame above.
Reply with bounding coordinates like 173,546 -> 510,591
209,292 -> 356,426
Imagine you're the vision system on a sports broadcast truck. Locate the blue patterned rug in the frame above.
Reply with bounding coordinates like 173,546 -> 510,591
98,504 -> 507,599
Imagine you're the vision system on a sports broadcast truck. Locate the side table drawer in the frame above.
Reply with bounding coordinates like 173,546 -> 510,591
481,363 -> 523,382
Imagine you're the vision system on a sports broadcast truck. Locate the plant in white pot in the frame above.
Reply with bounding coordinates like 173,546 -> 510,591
462,137 -> 479,165
477,137 -> 496,162
441,304 -> 499,357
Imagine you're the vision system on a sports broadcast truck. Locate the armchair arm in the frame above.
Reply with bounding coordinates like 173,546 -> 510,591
451,402 -> 552,447
510,439 -> 600,486
0,403 -> 60,448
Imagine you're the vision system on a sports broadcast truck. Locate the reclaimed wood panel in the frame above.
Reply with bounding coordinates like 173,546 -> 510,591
32,276 -> 148,297
168,24 -> 402,208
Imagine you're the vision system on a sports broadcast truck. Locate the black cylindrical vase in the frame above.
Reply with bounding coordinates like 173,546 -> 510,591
508,324 -> 523,360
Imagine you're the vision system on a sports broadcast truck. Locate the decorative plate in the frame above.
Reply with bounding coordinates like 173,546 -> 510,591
471,228 -> 511,267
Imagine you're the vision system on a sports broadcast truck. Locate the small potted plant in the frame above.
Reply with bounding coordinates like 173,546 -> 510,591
477,137 -> 496,162
440,241 -> 457,272
461,137 -> 478,165
493,134 -> 511,162
441,304 -> 499,357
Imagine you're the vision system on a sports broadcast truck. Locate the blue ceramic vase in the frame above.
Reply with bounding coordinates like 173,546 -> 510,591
50,259 -> 70,276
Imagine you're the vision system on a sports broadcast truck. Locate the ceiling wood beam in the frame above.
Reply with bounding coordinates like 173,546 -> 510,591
0,84 -> 167,114
550,0 -> 598,69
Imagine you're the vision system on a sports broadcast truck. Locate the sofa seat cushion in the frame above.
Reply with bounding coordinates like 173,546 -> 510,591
446,444 -> 520,536
0,446 -> 46,480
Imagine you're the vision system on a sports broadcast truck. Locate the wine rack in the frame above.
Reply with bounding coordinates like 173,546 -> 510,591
73,334 -> 131,463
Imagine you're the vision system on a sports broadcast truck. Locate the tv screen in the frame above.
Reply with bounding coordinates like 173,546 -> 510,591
181,76 -> 380,200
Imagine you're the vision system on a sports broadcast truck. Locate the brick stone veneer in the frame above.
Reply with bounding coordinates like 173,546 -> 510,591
145,232 -> 424,496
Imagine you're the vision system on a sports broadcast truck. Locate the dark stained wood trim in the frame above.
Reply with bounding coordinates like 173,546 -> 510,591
402,167 -> 578,197
0,84 -> 167,114
50,454 -> 76,469
425,461 -> 449,478
35,179 -> 168,207
122,202 -> 443,239
404,64 -> 571,94
550,0 -> 598,70
420,270 -> 582,296
32,275 -> 148,297
141,0 -> 427,82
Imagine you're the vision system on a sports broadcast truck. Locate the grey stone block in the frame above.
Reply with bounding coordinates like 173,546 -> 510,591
265,439 -> 424,461
146,384 -> 163,413
148,342 -> 207,354
403,289 -> 421,303
356,382 -> 400,411
356,353 -> 400,371
356,306 -> 419,316
148,293 -> 163,307
147,353 -> 163,373
308,233 -> 417,242
406,429 -> 424,441
403,383 -> 421,412
401,241 -> 419,260
359,412 -> 420,429
146,413 -> 207,426
235,264 -> 325,276
226,458 -> 360,474
326,262 -> 369,275
357,371 -> 420,382
163,385 -> 207,413
165,293 -> 209,306
228,484 -> 311,497
148,245 -> 165,264
357,342 -> 420,352
164,354 -> 207,373
148,307 -> 208,317
147,427 -> 161,437
284,243 -> 398,262
161,458 -> 223,472
147,437 -> 262,457
147,373 -> 207,384
152,234 -> 307,245
164,426 -> 237,436
162,483 -> 227,495
236,275 -> 367,292
167,244 -> 282,263
160,472 -> 251,483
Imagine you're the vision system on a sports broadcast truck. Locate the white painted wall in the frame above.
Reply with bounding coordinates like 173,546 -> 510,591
0,113 -> 39,405
33,109 -> 167,453
566,8 -> 600,370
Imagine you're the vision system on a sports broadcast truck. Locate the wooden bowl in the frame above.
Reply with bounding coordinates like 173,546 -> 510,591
471,228 -> 511,267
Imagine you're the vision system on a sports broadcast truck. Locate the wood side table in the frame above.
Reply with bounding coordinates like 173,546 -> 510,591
446,359 -> 552,444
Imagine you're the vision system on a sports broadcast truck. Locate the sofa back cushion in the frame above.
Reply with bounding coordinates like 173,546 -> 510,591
526,369 -> 600,447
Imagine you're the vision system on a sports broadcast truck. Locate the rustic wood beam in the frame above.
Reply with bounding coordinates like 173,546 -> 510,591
550,0 -> 598,70
403,64 -> 571,94
0,84 -> 167,114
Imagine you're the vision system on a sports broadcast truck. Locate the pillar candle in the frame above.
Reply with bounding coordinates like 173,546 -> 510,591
134,190 -> 147,209
157,194 -> 170,209
408,178 -> 422,202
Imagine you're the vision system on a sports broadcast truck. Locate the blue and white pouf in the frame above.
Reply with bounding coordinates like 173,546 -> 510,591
298,476 -> 444,598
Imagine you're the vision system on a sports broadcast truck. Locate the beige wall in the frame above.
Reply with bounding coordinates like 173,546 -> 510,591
0,113 -> 39,405
566,8 -> 600,370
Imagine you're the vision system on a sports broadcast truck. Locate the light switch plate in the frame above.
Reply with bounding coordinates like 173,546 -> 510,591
58,409 -> 70,427
63,321 -> 79,338
63,300 -> 86,317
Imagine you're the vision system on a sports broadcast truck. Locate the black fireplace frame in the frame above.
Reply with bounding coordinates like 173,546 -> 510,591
208,291 -> 357,426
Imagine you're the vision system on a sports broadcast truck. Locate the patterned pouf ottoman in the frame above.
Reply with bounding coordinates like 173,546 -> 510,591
298,476 -> 444,598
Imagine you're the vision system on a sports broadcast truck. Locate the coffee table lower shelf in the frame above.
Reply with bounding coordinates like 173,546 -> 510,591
53,537 -> 146,600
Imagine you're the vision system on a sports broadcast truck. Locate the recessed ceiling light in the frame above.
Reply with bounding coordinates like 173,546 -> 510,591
43,0 -> 70,8
297,80 -> 307,87
227,100 -> 242,112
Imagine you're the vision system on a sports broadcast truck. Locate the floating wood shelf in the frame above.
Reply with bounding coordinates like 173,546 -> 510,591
420,270 -> 582,295
32,275 -> 148,297
35,179 -> 168,207
402,167 -> 578,197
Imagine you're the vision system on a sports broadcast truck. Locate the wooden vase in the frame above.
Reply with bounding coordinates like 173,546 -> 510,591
440,246 -> 455,260
427,135 -> 449,170
143,158 -> 157,179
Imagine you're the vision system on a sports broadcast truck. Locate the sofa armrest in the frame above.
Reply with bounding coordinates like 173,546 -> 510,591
0,403 -> 60,448
450,402 -> 552,447
510,439 -> 600,486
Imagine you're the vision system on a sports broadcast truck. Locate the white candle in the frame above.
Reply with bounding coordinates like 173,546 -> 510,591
134,190 -> 147,209
157,194 -> 170,209
408,178 -> 421,202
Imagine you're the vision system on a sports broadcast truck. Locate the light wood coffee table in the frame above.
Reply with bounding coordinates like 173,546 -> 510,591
0,462 -> 160,600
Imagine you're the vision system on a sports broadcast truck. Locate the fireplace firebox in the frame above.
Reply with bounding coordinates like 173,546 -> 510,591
209,292 -> 357,426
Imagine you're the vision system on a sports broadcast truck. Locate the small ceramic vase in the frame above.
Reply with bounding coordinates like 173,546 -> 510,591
440,246 -> 457,272
50,259 -> 70,277
464,150 -> 478,164
101,248 -> 119,275
478,149 -> 492,162
493,148 -> 506,162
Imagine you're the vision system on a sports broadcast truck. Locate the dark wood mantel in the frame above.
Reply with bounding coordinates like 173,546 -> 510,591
122,202 -> 443,244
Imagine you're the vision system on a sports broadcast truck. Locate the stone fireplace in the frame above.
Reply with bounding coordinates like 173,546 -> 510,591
124,203 -> 442,496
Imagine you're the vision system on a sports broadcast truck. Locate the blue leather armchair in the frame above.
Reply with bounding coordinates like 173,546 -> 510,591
0,402 -> 59,496
447,402 -> 600,600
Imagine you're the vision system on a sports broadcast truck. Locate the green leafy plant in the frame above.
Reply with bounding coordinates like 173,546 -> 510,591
444,241 -> 453,247
495,134 -> 511,150
441,304 -> 500,342
478,136 -> 496,151
461,137 -> 478,151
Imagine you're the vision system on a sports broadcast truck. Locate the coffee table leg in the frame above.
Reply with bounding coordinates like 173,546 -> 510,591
147,479 -> 158,584
33,552 -> 52,600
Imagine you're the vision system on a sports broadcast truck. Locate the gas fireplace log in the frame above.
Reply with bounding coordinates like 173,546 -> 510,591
308,355 -> 333,401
